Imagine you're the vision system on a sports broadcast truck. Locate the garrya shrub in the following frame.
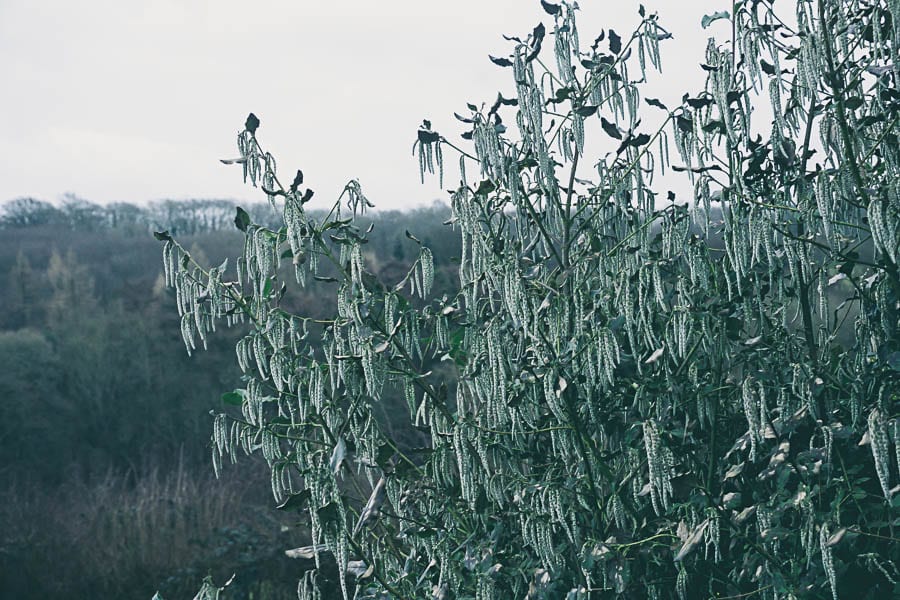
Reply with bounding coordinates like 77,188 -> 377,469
157,1 -> 899,598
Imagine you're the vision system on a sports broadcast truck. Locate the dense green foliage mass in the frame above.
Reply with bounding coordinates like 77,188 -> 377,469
0,199 -> 457,598
155,0 -> 895,598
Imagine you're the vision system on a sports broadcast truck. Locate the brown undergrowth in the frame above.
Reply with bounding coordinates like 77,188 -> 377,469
0,455 -> 306,599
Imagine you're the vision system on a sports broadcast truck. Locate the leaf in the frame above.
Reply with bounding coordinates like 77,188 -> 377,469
827,273 -> 847,286
489,92 -> 518,115
760,59 -> 776,76
617,132 -> 651,153
844,96 -> 864,110
685,96 -> 714,109
701,11 -> 730,29
575,105 -> 599,117
540,0 -> 561,15
285,544 -> 329,559
153,230 -> 172,241
347,560 -> 373,578
538,293 -> 553,313
475,179 -> 496,195
644,347 -> 665,364
353,477 -> 387,535
608,29 -> 622,54
317,501 -> 342,530
674,519 -> 709,561
672,165 -> 724,173
330,437 -> 347,475
825,527 -> 847,547
376,443 -> 395,470
676,115 -> 693,133
276,489 -> 311,511
600,117 -> 622,139
702,120 -> 727,135
290,169 -> 304,194
722,492 -> 742,508
405,230 -> 421,244
261,186 -> 286,198
724,463 -> 745,479
245,112 -> 260,134
221,391 -> 244,406
489,55 -> 513,67
418,129 -> 440,144
529,23 -> 546,62
645,97 -> 668,110
234,207 -> 251,232
219,157 -> 247,165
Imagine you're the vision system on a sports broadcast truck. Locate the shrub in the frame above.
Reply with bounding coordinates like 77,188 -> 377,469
159,1 -> 899,598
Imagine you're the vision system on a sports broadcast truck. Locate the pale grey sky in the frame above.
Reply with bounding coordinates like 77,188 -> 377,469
0,0 -> 728,211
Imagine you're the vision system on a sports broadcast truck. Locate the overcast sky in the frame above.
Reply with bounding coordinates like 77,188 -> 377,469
0,0 -> 728,212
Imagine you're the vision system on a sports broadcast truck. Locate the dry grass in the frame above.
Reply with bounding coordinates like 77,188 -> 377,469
0,456 -> 306,599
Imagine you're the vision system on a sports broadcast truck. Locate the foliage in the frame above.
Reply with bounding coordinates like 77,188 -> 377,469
159,1 -> 900,598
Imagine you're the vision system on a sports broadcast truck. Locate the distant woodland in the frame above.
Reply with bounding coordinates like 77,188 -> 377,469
0,196 -> 458,599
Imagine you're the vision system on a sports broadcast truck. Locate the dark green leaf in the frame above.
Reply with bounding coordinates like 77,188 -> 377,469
489,55 -> 513,67
234,207 -> 251,232
685,96 -> 714,109
290,170 -> 304,193
530,23 -> 546,59
702,120 -> 726,135
245,113 -> 260,134
221,391 -> 244,406
418,129 -> 440,144
608,29 -> 622,54
600,117 -> 622,139
676,115 -> 693,133
317,502 -> 342,530
153,230 -> 172,241
489,93 -> 518,115
645,97 -> 668,110
475,179 -> 496,195
276,489 -> 311,511
261,186 -> 287,198
617,133 -> 651,153
844,96 -> 864,110
540,1 -> 561,15
575,105 -> 599,117
376,443 -> 395,469
701,11 -> 730,29
671,164 -> 724,174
